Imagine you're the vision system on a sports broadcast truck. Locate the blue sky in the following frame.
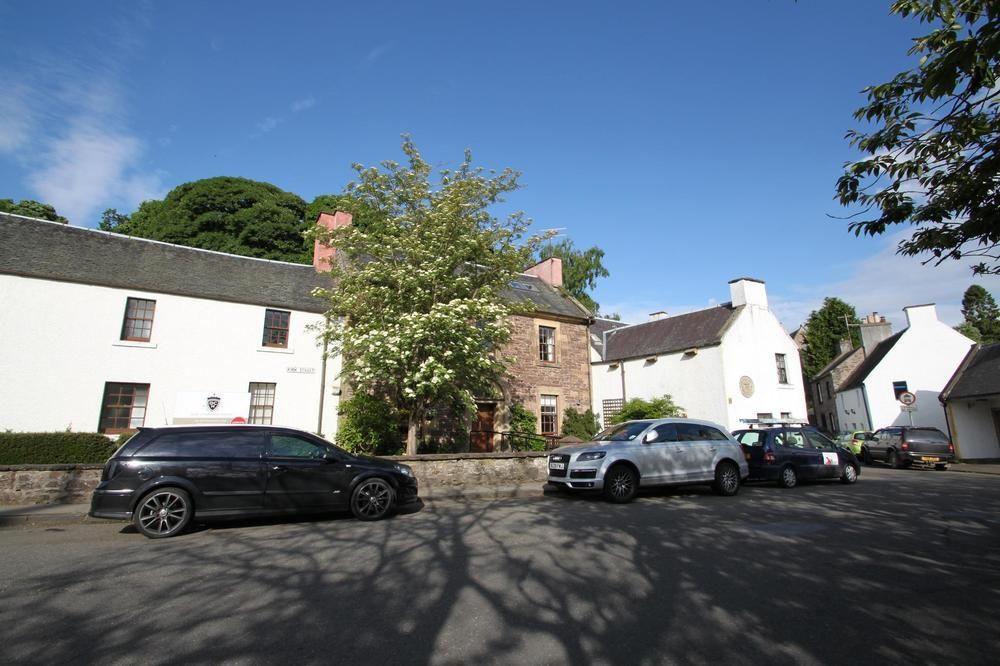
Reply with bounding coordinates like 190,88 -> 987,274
1,0 -> 997,330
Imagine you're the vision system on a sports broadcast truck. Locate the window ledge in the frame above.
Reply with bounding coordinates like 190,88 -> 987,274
112,341 -> 157,349
258,347 -> 295,355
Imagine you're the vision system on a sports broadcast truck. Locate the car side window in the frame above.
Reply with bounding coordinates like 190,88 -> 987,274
805,431 -> 834,450
775,430 -> 806,448
137,431 -> 264,458
269,434 -> 327,459
737,431 -> 763,446
645,423 -> 678,443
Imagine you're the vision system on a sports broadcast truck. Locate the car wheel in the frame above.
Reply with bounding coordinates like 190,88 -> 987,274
713,461 -> 740,496
134,487 -> 192,539
778,465 -> 797,489
935,463 -> 949,471
351,477 -> 395,521
862,447 -> 873,465
841,464 -> 859,484
887,449 -> 900,469
603,465 -> 638,503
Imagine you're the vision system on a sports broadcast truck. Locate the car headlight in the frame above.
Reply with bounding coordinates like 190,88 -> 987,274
577,451 -> 606,462
395,464 -> 413,477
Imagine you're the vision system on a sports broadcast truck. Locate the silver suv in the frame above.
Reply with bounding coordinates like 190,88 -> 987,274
546,419 -> 749,503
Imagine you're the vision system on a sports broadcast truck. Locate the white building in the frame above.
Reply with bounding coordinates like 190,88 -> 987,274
590,278 -> 807,431
940,343 -> 1000,460
0,212 -> 341,436
834,304 -> 974,433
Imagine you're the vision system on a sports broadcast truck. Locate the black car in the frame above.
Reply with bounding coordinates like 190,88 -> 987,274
89,425 -> 418,538
732,426 -> 860,488
863,426 -> 955,470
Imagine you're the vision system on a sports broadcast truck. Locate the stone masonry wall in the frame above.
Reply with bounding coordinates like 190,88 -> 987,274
0,454 -> 550,506
0,465 -> 103,505
502,314 -> 592,433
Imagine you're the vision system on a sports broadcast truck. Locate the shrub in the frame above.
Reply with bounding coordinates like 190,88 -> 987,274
0,432 -> 118,465
508,403 -> 537,435
561,408 -> 599,440
611,395 -> 684,424
336,394 -> 403,456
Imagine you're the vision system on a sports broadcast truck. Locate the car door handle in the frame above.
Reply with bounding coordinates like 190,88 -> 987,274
271,465 -> 286,472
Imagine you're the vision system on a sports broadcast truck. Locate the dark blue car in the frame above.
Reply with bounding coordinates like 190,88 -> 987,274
732,427 -> 860,488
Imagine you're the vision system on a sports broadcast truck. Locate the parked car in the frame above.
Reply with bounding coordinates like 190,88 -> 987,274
545,418 -> 749,503
732,426 -> 860,488
836,430 -> 872,458
863,427 -> 954,470
89,425 -> 418,538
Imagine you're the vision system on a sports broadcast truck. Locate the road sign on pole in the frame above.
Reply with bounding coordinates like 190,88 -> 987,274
899,391 -> 917,406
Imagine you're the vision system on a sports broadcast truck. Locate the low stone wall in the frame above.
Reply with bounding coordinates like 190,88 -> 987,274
0,453 -> 550,506
0,465 -> 103,505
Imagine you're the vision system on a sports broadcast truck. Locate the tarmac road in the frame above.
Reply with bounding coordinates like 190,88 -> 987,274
1,466 -> 998,665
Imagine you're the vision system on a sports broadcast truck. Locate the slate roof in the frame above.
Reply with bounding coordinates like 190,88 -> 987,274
941,343 -> 1000,400
0,213 -> 331,313
838,330 -> 905,391
1,213 -> 591,320
600,305 -> 739,362
590,317 -> 630,357
813,346 -> 860,380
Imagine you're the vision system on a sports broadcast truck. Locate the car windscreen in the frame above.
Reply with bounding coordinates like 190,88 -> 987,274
905,428 -> 949,443
593,421 -> 651,441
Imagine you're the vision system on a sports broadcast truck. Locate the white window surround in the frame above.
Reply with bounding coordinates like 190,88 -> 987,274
112,341 -> 158,349
257,346 -> 295,355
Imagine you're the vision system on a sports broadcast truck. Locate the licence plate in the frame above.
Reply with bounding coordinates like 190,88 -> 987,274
549,462 -> 565,470
921,456 -> 940,462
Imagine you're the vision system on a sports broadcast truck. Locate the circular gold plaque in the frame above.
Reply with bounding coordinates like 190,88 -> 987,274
739,376 -> 754,398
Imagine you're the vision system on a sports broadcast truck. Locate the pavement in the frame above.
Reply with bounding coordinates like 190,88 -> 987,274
1,466 -> 999,665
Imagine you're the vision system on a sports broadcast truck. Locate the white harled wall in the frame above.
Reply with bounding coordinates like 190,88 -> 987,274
0,274 -> 341,435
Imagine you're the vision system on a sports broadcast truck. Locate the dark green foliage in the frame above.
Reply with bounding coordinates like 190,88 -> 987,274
539,239 -> 609,313
0,432 -> 117,465
121,177 -> 311,262
561,407 -> 599,440
955,321 -> 983,342
99,208 -> 131,232
336,394 -> 403,456
802,298 -> 862,377
508,403 -> 537,435
306,194 -> 381,231
837,1 -> 1000,275
0,198 -> 68,223
961,284 -> 1000,343
611,395 -> 684,424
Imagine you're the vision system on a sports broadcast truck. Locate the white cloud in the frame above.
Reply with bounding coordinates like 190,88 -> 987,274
770,229 -> 1000,331
291,95 -> 315,112
256,116 -> 283,133
0,83 -> 36,153
365,42 -> 393,64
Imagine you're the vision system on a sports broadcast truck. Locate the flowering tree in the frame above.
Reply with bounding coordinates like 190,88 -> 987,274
313,137 -> 550,454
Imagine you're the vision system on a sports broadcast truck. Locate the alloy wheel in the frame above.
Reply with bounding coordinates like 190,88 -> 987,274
720,465 -> 739,494
137,490 -> 188,537
609,470 -> 634,499
843,464 -> 858,484
353,480 -> 392,519
781,467 -> 797,488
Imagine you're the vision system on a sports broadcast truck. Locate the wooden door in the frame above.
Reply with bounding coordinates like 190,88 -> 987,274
471,404 -> 495,452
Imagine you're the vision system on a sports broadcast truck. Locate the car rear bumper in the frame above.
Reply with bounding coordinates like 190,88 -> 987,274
89,488 -> 135,520
902,453 -> 954,465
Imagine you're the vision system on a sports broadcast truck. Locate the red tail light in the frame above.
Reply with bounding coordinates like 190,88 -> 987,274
901,442 -> 909,451
948,443 -> 954,453
764,451 -> 776,464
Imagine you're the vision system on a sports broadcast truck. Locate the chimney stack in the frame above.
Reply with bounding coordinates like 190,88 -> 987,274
859,312 -> 892,355
524,257 -> 563,288
838,338 -> 854,355
648,311 -> 668,322
903,303 -> 938,329
728,277 -> 768,308
313,211 -> 352,272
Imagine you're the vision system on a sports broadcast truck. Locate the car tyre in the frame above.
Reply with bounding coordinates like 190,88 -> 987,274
887,449 -> 900,469
713,461 -> 740,496
351,477 -> 395,521
935,463 -> 949,471
862,447 -> 873,465
603,464 -> 638,504
778,465 -> 798,489
134,487 -> 192,539
841,463 -> 859,484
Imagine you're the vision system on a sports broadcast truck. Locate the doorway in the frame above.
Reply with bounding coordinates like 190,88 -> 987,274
471,403 -> 496,452
992,409 -> 1000,454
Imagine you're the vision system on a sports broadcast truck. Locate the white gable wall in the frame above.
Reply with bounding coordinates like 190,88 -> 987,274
860,306 -> 973,431
835,388 -> 871,432
720,303 -> 807,428
0,274 -> 341,435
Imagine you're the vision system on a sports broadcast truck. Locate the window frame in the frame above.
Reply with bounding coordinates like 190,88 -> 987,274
538,325 -> 556,362
262,309 -> 291,348
120,297 -> 156,342
540,394 -> 558,435
98,382 -> 150,434
248,382 -> 276,425
775,353 -> 789,384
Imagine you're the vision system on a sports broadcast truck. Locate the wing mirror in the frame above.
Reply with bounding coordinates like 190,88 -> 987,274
643,431 -> 658,444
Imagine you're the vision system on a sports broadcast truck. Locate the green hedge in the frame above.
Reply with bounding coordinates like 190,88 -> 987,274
0,432 -> 119,465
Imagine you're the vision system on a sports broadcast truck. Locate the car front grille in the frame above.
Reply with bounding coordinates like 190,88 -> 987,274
549,454 -> 568,478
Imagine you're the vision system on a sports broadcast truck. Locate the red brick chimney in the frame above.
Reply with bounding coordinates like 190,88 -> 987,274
524,257 -> 563,287
313,211 -> 352,272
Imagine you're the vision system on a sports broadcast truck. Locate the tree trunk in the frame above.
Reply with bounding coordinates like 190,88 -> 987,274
406,411 -> 419,456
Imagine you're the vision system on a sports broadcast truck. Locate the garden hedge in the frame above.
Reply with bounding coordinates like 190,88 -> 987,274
0,432 -> 119,465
